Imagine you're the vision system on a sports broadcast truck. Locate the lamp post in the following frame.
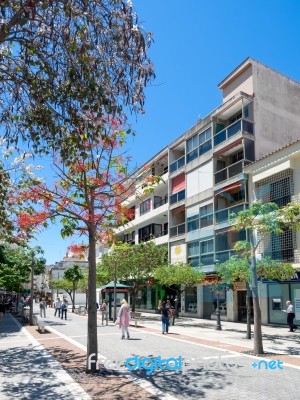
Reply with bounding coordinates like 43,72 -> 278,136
215,289 -> 222,331
214,259 -> 222,331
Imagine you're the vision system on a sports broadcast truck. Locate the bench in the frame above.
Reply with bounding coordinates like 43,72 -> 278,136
76,306 -> 87,316
130,312 -> 142,327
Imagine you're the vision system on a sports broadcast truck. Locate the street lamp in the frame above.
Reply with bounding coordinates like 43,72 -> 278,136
214,259 -> 222,331
215,289 -> 222,331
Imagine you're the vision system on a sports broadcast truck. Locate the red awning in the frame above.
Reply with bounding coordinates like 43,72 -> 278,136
215,183 -> 242,196
214,139 -> 242,157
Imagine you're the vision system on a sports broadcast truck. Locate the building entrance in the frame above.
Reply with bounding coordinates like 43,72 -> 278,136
237,290 -> 253,322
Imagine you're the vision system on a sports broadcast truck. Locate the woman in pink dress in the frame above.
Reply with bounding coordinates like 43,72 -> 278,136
118,299 -> 130,339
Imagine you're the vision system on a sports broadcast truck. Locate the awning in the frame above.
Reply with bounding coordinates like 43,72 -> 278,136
215,183 -> 242,196
214,139 -> 242,157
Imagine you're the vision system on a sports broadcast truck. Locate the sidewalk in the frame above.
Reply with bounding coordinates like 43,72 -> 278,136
0,312 -> 91,400
136,313 -> 300,366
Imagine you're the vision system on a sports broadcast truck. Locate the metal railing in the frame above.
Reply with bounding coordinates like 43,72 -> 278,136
153,197 -> 168,209
170,155 -> 185,174
214,119 -> 254,147
215,159 -> 252,184
170,223 -> 185,238
170,189 -> 185,205
215,204 -> 247,225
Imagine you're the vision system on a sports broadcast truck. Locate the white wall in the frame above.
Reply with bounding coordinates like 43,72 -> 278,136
186,161 -> 213,198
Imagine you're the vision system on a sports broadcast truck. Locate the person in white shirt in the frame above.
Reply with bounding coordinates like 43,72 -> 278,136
54,298 -> 61,317
283,300 -> 298,332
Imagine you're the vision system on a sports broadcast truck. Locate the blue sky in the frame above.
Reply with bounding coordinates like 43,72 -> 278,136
36,0 -> 300,265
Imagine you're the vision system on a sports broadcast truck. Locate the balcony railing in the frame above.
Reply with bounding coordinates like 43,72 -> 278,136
153,197 -> 168,209
215,159 -> 251,184
215,204 -> 247,225
170,155 -> 185,174
170,223 -> 185,238
139,230 -> 168,243
170,189 -> 185,205
214,119 -> 254,147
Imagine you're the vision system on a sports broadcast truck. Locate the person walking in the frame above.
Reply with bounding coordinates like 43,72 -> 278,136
117,299 -> 130,339
39,299 -> 46,318
160,301 -> 170,334
60,299 -> 68,320
100,300 -> 108,326
283,300 -> 298,332
54,298 -> 61,317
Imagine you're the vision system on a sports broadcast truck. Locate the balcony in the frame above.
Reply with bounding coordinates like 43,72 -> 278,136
170,223 -> 185,238
154,197 -> 168,209
215,204 -> 247,225
170,189 -> 185,205
170,156 -> 185,174
214,119 -> 254,147
215,159 -> 251,185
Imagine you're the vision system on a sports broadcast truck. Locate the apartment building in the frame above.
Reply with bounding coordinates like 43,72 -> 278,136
245,140 -> 300,325
115,57 -> 300,321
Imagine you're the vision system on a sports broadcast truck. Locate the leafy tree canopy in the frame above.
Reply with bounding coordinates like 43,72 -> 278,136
0,0 -> 155,159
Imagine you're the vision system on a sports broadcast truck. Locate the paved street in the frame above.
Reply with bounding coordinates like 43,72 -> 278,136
34,306 -> 300,400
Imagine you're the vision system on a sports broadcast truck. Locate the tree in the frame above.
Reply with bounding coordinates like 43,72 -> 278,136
100,242 -> 168,314
154,262 -> 204,325
231,201 -> 300,354
64,264 -> 84,312
0,243 -> 45,293
0,1 -> 155,158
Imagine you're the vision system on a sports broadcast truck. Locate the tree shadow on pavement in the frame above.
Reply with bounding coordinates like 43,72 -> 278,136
0,346 -> 75,399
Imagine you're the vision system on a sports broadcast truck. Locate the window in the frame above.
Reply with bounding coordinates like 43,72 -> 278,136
200,203 -> 213,228
200,239 -> 214,254
200,238 -> 214,266
187,128 -> 212,164
140,198 -> 151,215
187,135 -> 199,153
188,241 -> 199,256
231,151 -> 243,164
187,215 -> 199,232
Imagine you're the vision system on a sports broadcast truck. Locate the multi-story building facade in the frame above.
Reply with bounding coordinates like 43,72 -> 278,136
245,140 -> 300,325
115,57 -> 300,322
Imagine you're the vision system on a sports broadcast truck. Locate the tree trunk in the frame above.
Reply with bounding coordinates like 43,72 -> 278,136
249,232 -> 264,354
245,282 -> 252,339
86,228 -> 98,373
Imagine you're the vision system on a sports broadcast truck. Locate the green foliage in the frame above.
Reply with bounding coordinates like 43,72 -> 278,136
64,264 -> 84,287
216,255 -> 296,286
216,256 -> 250,285
0,244 -> 46,292
154,262 -> 204,291
257,257 -> 295,281
230,202 -> 283,248
99,242 -> 168,293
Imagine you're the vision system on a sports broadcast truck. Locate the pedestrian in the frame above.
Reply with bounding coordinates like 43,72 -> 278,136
174,296 -> 179,317
39,299 -> 46,318
159,301 -> 170,334
54,298 -> 61,317
61,299 -> 68,320
117,299 -> 130,339
100,299 -> 108,326
283,300 -> 298,332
